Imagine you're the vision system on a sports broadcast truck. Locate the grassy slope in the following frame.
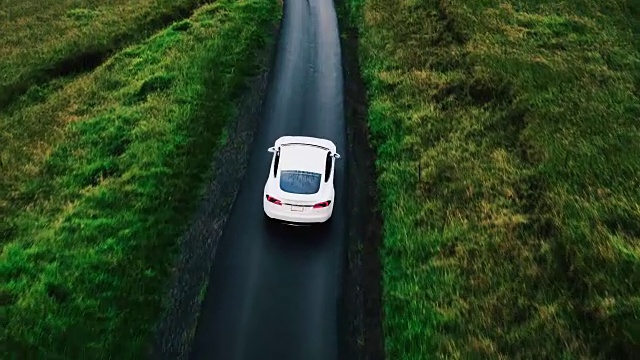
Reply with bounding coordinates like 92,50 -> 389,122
0,0 -> 207,108
0,0 -> 280,358
347,0 -> 640,358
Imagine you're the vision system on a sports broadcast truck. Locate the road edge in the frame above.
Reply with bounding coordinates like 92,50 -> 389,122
148,15 -> 283,360
336,0 -> 386,358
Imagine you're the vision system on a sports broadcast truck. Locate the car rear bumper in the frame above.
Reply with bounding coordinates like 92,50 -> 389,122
263,200 -> 332,224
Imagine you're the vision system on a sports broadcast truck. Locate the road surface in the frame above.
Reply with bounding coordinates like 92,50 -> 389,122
188,0 -> 346,358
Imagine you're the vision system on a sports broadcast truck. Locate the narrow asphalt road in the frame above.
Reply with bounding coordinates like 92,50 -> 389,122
188,0 -> 346,359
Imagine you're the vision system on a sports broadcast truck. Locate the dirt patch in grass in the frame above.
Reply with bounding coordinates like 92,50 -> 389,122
0,0 -> 209,110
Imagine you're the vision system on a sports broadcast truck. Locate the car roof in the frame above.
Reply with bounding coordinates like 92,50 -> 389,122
274,135 -> 337,153
278,143 -> 328,173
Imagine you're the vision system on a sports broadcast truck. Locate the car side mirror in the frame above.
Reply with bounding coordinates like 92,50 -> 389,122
267,147 -> 276,153
332,153 -> 341,159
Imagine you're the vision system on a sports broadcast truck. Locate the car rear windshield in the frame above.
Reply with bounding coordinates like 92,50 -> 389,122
279,170 -> 321,194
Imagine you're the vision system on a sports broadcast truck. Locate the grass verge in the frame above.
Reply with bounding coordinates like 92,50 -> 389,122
0,0 -> 280,358
335,1 -> 385,359
346,0 -> 640,358
0,0 -> 210,109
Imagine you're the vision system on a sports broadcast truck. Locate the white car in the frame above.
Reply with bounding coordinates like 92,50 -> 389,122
263,136 -> 341,225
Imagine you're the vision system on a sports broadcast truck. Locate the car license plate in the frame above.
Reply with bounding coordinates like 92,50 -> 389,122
291,205 -> 304,212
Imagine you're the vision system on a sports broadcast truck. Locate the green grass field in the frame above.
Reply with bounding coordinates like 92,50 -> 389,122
346,0 -> 640,358
0,0 -> 280,357
0,0 -> 215,109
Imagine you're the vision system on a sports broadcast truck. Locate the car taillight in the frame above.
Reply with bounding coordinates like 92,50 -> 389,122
313,200 -> 331,208
266,195 -> 282,205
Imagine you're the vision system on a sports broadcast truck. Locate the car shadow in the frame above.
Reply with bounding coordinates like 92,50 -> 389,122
262,215 -> 332,252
